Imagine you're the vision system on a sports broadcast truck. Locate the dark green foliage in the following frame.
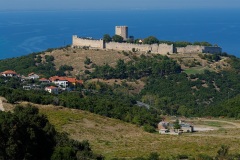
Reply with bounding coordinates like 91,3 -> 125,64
0,53 -> 37,75
228,56 -> 240,72
0,105 -> 102,160
206,94 -> 240,119
91,55 -> 181,80
193,41 -> 212,46
147,152 -> 160,160
84,57 -> 92,65
103,34 -> 112,42
174,41 -> 192,47
173,119 -> 181,130
199,54 -> 221,62
0,51 -> 66,77
143,124 -> 156,133
215,145 -> 229,160
112,35 -> 124,42
158,40 -> 213,47
143,36 -> 159,44
36,55 -> 42,63
0,105 -> 56,160
84,70 -> 91,74
141,68 -> 240,117
45,55 -> 55,62
51,147 -> 76,160
0,81 -> 160,129
52,133 -> 102,160
59,65 -> 74,72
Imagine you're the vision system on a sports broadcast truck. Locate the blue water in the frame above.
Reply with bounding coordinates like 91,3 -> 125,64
0,9 -> 240,59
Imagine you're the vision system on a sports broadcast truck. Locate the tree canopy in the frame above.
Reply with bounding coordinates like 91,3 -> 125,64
112,35 -> 124,43
0,105 -> 103,160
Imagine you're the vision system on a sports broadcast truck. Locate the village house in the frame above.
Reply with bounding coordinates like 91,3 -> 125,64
158,119 -> 194,135
49,76 -> 83,88
39,78 -> 50,84
178,120 -> 194,133
49,76 -> 68,88
1,70 -> 17,77
28,72 -> 40,80
45,86 -> 58,94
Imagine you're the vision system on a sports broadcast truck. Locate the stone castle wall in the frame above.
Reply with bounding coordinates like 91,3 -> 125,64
176,45 -> 222,54
158,44 -> 174,54
72,35 -> 221,54
105,42 -> 152,52
104,42 -> 173,54
203,46 -> 222,54
176,45 -> 204,53
72,35 -> 104,49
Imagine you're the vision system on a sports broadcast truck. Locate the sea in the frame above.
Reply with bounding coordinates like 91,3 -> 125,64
0,9 -> 240,59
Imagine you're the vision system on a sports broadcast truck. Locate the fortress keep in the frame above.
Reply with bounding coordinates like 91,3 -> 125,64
115,26 -> 128,40
72,26 -> 222,55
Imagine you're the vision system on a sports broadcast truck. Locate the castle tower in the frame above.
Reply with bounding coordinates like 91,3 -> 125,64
115,26 -> 128,40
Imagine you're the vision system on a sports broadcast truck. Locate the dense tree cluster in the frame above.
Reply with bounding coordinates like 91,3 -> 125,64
141,68 -> 240,117
91,55 -> 181,80
0,105 -> 102,160
103,34 -> 123,43
0,46 -> 71,78
0,82 -> 161,129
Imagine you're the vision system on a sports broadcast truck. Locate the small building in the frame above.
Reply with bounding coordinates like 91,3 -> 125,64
45,86 -> 58,94
158,121 -> 169,130
1,70 -> 17,77
39,78 -> 50,84
179,123 -> 194,133
28,72 -> 40,80
23,85 -> 32,90
158,120 -> 194,135
49,76 -> 83,88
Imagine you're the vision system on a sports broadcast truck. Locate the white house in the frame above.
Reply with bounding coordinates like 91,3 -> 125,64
1,70 -> 17,77
45,86 -> 58,94
28,72 -> 40,80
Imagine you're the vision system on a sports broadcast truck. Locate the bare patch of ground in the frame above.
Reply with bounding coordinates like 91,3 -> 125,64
43,47 -> 131,76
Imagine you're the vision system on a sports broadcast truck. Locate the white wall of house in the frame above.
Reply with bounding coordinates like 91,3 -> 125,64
53,80 -> 68,88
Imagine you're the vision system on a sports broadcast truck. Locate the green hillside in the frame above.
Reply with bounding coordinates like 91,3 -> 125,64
1,47 -> 240,119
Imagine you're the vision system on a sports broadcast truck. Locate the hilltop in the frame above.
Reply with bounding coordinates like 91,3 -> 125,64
43,47 -> 231,76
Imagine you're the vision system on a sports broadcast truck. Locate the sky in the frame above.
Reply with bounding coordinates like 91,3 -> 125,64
1,0 -> 240,11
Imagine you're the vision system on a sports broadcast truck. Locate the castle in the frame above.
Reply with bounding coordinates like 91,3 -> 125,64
72,26 -> 222,55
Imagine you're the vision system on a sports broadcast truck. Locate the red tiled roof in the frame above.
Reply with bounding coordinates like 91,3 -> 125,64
49,76 -> 83,84
49,76 -> 67,82
46,86 -> 57,89
76,80 -> 84,84
1,70 -> 17,75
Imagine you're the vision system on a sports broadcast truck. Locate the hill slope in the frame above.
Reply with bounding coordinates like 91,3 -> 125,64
4,102 -> 239,159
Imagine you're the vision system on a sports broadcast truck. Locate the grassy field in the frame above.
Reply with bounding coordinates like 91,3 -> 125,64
22,103 -> 240,159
